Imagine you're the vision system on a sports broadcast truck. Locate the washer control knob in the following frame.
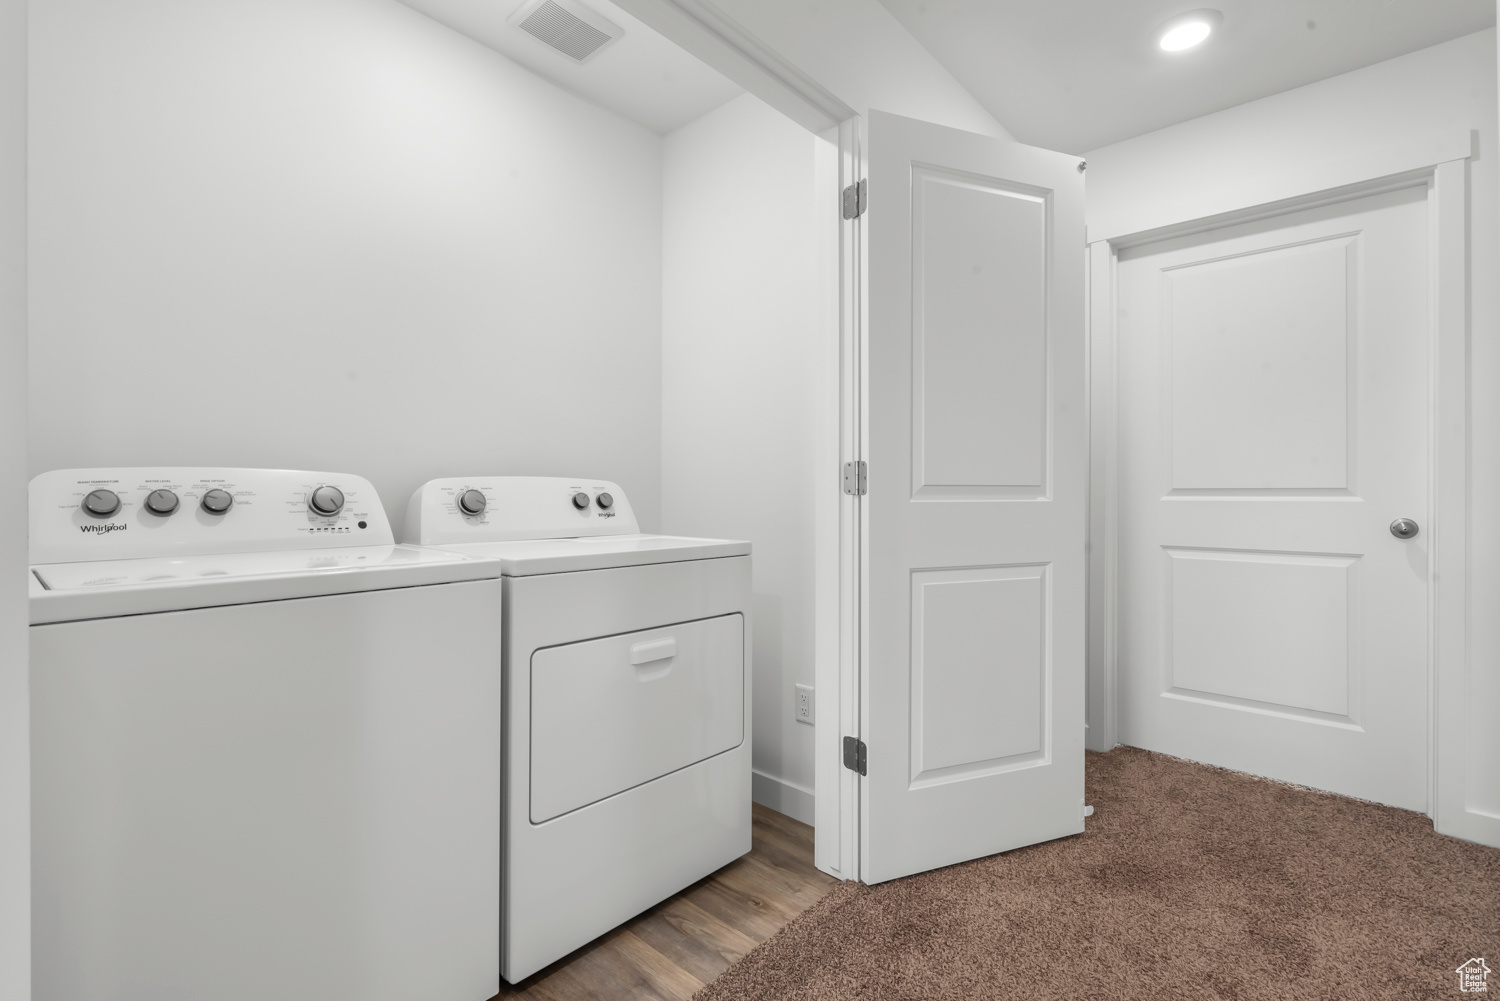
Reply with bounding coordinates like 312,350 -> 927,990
596,492 -> 614,510
144,488 -> 180,516
457,489 -> 487,516
308,485 -> 345,517
81,488 -> 121,518
571,491 -> 590,510
200,488 -> 234,515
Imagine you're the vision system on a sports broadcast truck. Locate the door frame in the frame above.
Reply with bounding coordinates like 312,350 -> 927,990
1086,128 -> 1496,848
814,113 -> 865,881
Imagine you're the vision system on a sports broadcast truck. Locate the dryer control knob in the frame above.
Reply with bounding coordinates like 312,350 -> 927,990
457,489 -> 487,516
200,489 -> 234,515
308,485 -> 345,517
596,492 -> 614,510
144,488 -> 180,516
81,488 -> 121,518
571,491 -> 590,510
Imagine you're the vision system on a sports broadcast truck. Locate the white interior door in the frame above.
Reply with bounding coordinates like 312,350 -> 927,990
1115,182 -> 1431,811
861,110 -> 1086,884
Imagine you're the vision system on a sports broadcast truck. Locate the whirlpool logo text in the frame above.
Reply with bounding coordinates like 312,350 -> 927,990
78,523 -> 127,534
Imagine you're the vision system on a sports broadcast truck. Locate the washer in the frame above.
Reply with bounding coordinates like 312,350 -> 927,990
404,476 -> 751,983
29,468 -> 505,1001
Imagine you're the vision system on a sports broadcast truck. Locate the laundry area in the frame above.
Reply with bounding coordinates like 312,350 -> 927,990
0,1 -> 1498,999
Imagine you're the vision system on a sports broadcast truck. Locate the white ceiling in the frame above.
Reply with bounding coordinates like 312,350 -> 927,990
396,0 -> 744,134
875,0 -> 1496,153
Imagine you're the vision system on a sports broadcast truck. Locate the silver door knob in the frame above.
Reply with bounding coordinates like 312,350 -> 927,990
1390,518 -> 1419,540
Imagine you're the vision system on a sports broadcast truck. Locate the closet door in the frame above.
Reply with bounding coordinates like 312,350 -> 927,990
1114,183 -> 1431,810
859,110 -> 1086,883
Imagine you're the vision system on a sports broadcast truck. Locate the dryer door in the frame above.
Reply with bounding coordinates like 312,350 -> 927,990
529,613 -> 744,823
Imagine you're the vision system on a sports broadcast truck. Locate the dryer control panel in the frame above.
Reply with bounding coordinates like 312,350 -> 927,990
30,468 -> 395,564
404,476 -> 640,545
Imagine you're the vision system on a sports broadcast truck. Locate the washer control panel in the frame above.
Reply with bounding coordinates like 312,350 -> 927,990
404,476 -> 640,545
30,468 -> 395,564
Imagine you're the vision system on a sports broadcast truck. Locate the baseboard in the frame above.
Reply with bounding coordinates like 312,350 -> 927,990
751,768 -> 815,826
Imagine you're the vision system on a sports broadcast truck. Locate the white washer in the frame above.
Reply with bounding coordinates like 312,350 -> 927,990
29,468 -> 505,1001
404,476 -> 751,983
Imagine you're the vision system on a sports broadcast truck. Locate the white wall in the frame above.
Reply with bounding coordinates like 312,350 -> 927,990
1087,29 -> 1500,831
29,0 -> 666,532
662,94 -> 825,824
1085,30 -> 1497,245
0,0 -> 27,991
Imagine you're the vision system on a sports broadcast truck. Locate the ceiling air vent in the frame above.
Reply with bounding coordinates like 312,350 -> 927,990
508,0 -> 624,64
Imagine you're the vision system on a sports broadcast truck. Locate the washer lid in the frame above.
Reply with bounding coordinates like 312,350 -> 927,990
29,545 -> 503,624
429,534 -> 750,576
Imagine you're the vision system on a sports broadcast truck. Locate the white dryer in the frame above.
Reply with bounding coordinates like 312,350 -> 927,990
404,476 -> 751,983
29,468 -> 505,1001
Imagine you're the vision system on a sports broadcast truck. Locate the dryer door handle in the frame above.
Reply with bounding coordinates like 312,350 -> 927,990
630,637 -> 677,666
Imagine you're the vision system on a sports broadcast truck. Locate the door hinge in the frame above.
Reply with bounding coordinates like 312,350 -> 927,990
842,178 -> 867,220
842,460 -> 867,496
842,735 -> 867,776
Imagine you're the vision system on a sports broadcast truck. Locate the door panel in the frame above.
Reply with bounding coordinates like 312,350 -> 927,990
1165,548 -> 1357,719
863,110 -> 1086,884
1165,238 -> 1354,492
1116,183 -> 1429,810
911,166 -> 1049,497
909,565 -> 1048,784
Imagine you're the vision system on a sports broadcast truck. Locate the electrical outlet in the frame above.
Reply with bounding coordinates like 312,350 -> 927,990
794,683 -> 814,725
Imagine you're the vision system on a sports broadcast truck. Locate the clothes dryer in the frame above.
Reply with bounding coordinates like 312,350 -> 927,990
404,476 -> 751,983
29,468 -> 504,1001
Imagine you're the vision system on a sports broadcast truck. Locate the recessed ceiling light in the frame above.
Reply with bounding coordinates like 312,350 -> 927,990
1156,9 -> 1222,52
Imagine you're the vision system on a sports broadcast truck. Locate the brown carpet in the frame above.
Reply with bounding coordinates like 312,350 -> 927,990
697,747 -> 1500,1000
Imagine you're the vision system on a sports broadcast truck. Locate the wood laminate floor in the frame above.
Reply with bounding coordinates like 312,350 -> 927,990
494,804 -> 839,1001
